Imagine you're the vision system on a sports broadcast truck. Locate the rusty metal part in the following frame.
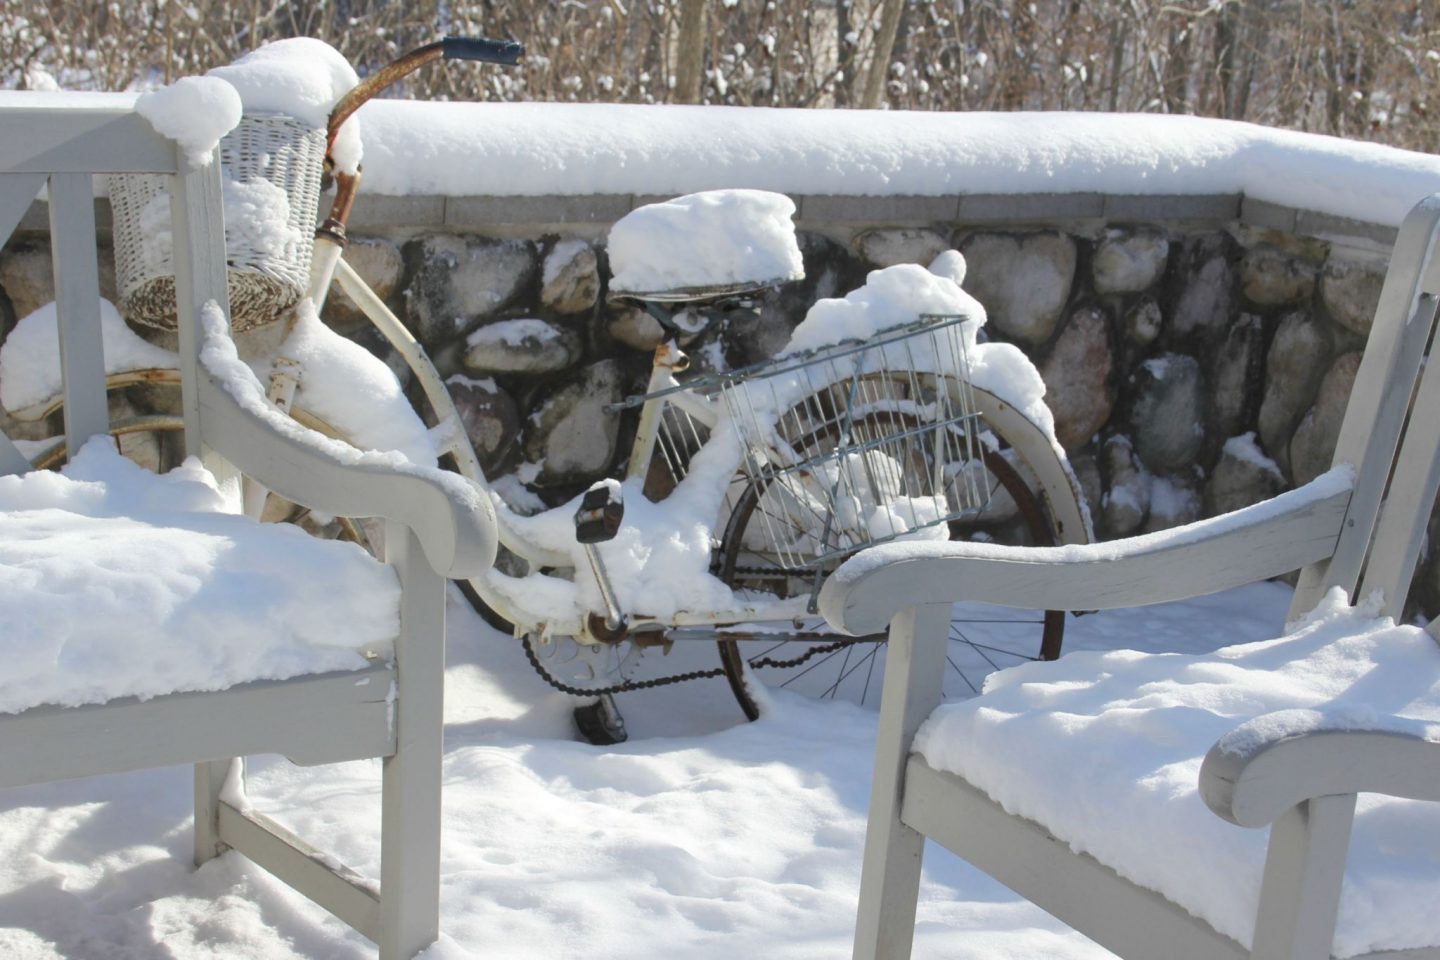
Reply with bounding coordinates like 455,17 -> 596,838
327,44 -> 446,151
586,610 -> 630,645
317,169 -> 360,241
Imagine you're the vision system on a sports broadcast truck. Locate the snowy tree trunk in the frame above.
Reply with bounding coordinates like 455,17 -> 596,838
674,0 -> 708,104
861,0 -> 904,108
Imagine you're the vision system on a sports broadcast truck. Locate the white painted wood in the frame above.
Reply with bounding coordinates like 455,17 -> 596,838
0,173 -> 45,243
196,376 -> 497,579
193,759 -> 231,866
0,105 -> 177,174
1200,727 -> 1440,829
218,801 -> 382,942
822,483 -> 1350,636
380,523 -> 446,960
900,759 -> 1249,960
1292,198 -> 1440,616
167,150 -> 231,460
48,173 -> 109,454
841,195 -> 1440,960
852,603 -> 952,960
1250,795 -> 1356,960
1359,317 -> 1440,618
0,665 -> 395,790
0,99 -> 502,960
0,433 -> 32,476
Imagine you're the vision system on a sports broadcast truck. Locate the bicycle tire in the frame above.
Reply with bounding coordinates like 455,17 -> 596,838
713,382 -> 1083,718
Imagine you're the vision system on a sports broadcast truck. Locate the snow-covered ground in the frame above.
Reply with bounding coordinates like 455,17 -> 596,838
0,580 -> 1295,959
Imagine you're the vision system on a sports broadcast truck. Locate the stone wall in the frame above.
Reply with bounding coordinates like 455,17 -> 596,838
3,191 -> 1433,617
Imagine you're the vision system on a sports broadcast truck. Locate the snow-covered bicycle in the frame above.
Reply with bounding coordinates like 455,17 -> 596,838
2,38 -> 1092,744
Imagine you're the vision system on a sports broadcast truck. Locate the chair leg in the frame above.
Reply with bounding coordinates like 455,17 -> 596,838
194,758 -> 235,866
853,603 -> 952,960
1250,794 -> 1357,960
379,524 -> 446,960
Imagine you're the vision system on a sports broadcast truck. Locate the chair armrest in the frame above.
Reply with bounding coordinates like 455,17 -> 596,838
195,306 -> 498,580
1200,710 -> 1440,828
818,471 -> 1354,636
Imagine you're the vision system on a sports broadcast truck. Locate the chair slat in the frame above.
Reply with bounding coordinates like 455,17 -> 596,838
1359,298 -> 1440,618
1292,198 -> 1440,616
0,173 -> 45,248
166,153 -> 231,458
47,173 -> 108,456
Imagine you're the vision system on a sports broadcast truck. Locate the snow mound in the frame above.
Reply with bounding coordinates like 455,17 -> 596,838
0,440 -> 399,714
208,37 -> 362,173
915,587 -> 1440,957
608,189 -> 804,296
134,76 -> 242,167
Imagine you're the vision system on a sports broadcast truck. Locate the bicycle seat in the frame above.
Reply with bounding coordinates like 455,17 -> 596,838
607,190 -> 804,308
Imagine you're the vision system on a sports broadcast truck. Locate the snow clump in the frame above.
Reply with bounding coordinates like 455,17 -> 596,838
134,76 -> 242,167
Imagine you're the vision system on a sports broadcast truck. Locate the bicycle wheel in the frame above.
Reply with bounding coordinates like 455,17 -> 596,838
714,381 -> 1086,719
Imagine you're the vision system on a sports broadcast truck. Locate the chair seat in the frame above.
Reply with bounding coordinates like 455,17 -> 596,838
913,590 -> 1440,958
0,440 -> 399,715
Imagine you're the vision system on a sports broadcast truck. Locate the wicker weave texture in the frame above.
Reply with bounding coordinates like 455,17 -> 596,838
109,114 -> 325,332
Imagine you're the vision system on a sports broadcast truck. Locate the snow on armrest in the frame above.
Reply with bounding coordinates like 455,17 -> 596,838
819,469 -> 1355,636
1201,709 -> 1440,828
196,302 -> 497,579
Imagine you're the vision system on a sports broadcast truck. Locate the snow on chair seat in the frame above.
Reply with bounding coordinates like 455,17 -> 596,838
0,441 -> 399,714
0,88 -> 498,960
824,193 -> 1440,960
913,592 -> 1440,957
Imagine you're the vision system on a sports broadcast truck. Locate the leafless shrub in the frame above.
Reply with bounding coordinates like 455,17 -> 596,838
4,0 -> 1437,151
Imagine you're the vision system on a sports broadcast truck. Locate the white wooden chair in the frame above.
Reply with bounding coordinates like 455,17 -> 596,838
820,195 -> 1440,960
0,98 -> 498,958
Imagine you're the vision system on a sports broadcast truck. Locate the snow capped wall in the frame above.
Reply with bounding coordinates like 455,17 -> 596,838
353,102 -> 1440,229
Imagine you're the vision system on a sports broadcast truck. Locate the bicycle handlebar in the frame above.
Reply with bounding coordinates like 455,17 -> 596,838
442,36 -> 524,65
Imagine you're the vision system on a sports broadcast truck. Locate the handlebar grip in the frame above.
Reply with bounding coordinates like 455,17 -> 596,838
442,36 -> 525,65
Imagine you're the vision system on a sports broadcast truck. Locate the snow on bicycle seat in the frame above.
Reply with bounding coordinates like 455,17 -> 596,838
607,189 -> 804,304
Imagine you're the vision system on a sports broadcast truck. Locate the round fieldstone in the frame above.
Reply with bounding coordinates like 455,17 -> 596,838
405,235 -> 536,346
0,241 -> 55,321
1141,472 -> 1202,533
1257,312 -> 1332,468
1066,448 -> 1104,534
447,374 -> 522,475
523,360 -> 623,485
960,232 -> 1077,346
1101,434 -> 1149,537
1039,305 -> 1115,451
324,237 -> 403,333
855,228 -> 952,268
1240,245 -> 1317,308
541,240 -> 600,315
1169,234 -> 1236,340
1207,314 -> 1264,445
1204,433 -> 1284,516
1123,296 -> 1163,345
1129,352 -> 1204,473
1093,229 -> 1169,295
1290,352 -> 1361,486
1320,255 -> 1386,336
463,318 -> 581,376
609,305 -> 667,351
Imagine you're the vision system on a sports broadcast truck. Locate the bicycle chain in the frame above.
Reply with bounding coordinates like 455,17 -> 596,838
521,632 -> 726,697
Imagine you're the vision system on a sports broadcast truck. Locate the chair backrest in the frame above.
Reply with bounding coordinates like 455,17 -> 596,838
0,96 -> 231,475
1292,197 -> 1440,621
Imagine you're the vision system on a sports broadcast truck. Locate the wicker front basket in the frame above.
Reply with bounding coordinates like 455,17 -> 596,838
109,113 -> 326,332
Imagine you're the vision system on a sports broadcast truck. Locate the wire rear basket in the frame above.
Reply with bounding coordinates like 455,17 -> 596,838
630,314 -> 991,605
718,313 -> 989,570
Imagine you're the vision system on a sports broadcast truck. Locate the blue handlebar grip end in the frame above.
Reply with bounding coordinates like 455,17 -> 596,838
442,36 -> 525,65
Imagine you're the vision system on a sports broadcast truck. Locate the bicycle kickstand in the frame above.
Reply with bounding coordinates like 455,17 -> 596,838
572,481 -> 630,745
